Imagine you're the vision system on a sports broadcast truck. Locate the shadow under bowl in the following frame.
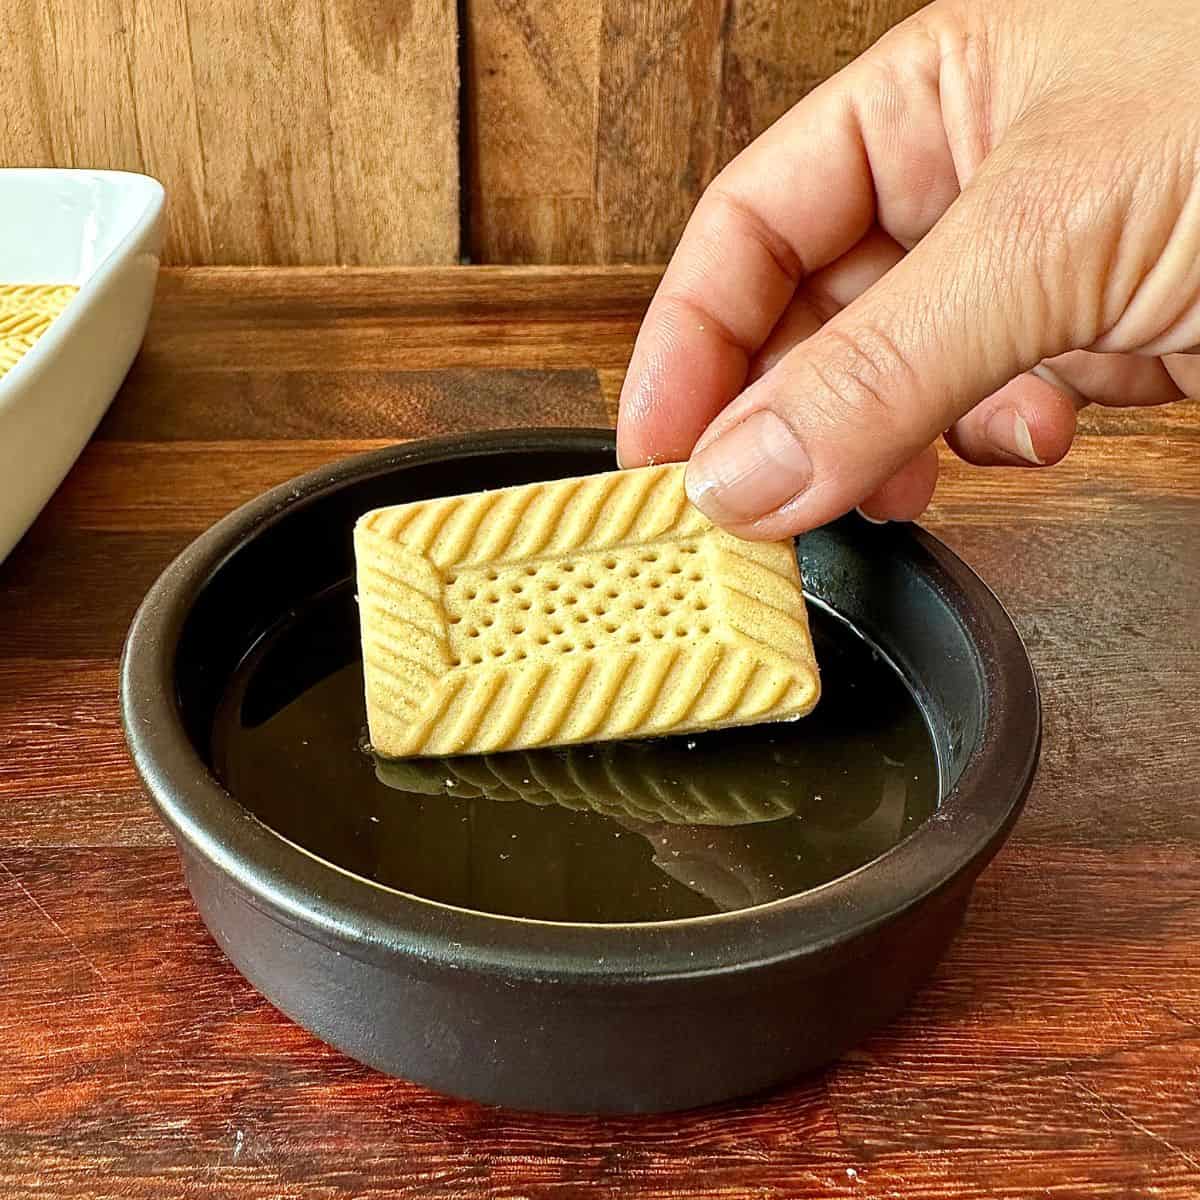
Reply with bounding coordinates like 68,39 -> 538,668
120,428 -> 1040,1114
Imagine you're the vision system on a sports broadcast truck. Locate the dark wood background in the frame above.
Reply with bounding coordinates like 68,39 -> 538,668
2,267 -> 1198,1197
0,0 -> 924,265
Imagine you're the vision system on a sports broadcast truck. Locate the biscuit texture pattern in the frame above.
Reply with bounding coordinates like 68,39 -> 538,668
355,463 -> 820,757
373,747 -> 796,826
0,284 -> 78,379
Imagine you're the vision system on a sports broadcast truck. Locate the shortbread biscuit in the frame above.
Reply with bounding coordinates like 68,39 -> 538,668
355,462 -> 820,757
0,284 -> 78,379
373,745 -> 796,826
0,283 -> 78,314
0,334 -> 41,377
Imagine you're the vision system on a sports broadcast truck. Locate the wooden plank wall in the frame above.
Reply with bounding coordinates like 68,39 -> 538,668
466,0 -> 925,263
0,0 -> 924,265
0,0 -> 461,265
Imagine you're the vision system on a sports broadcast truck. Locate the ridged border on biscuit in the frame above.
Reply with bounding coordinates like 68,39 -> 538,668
355,464 -> 820,757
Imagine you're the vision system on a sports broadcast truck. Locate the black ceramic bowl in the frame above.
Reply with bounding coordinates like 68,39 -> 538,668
121,428 -> 1039,1114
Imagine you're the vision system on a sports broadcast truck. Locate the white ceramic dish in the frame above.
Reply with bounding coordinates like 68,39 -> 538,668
0,168 -> 164,564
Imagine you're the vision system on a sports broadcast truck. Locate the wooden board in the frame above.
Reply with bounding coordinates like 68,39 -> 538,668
466,0 -> 928,262
463,0 -> 602,263
1,0 -> 928,265
0,0 -> 460,265
2,266 -> 1198,1197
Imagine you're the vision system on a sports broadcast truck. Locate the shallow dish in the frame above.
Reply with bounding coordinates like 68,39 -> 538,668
0,168 -> 164,563
121,429 -> 1040,1113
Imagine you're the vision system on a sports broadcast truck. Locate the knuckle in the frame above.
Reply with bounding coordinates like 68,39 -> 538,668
702,182 -> 806,286
957,137 -> 1125,355
867,6 -> 947,71
803,323 -> 918,437
855,55 -> 908,127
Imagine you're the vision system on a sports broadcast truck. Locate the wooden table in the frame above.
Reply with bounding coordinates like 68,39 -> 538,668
2,267 -> 1198,1199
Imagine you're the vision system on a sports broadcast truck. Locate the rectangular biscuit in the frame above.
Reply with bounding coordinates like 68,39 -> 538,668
354,462 -> 820,758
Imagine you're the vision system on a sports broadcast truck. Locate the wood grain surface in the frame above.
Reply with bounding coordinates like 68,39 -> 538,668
466,0 -> 927,262
1,266 -> 1198,1198
0,0 -> 460,265
1,0 -> 923,265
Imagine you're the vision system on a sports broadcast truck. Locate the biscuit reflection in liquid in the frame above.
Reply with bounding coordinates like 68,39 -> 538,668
373,741 -> 796,827
374,740 -> 912,914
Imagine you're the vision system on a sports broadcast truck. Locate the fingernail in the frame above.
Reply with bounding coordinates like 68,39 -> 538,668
685,410 -> 812,524
855,506 -> 888,525
986,407 -> 1043,465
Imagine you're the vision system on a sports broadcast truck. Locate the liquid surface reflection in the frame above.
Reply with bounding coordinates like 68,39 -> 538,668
213,585 -> 939,923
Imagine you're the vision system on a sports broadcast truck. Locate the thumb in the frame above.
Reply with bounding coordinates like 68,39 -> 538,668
683,163 -> 1086,538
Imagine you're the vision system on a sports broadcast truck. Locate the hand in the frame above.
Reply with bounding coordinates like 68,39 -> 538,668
616,0 -> 1200,536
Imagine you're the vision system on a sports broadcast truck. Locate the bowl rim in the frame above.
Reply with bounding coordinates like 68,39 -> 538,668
120,428 -> 1040,985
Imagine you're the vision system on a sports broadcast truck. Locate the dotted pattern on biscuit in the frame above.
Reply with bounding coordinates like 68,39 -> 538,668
355,462 -> 820,757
